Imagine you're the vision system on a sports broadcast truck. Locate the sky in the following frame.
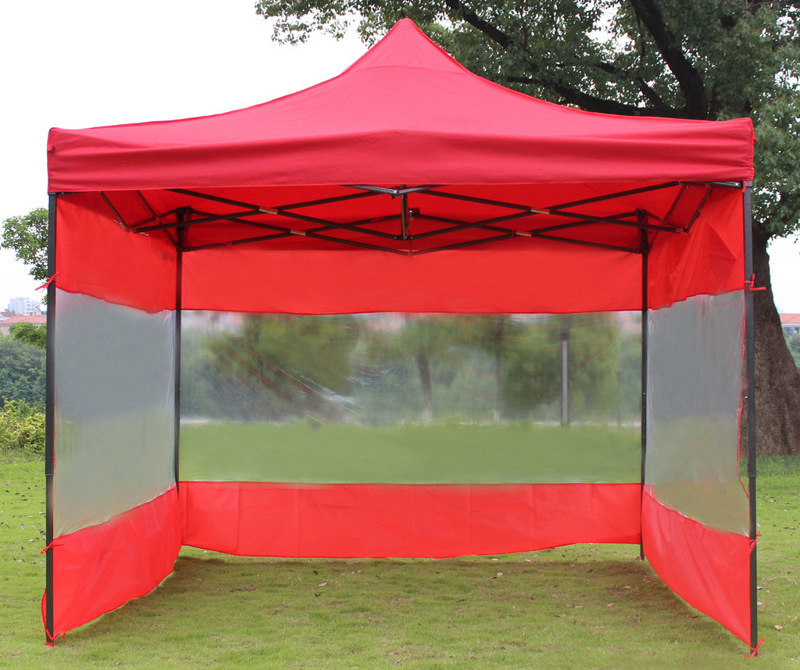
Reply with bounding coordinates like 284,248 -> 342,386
1,1 -> 798,313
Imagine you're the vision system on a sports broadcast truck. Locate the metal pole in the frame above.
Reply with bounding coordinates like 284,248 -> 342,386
640,229 -> 649,561
400,192 -> 409,240
560,322 -> 570,427
44,193 -> 57,644
173,225 -> 184,488
743,181 -> 759,651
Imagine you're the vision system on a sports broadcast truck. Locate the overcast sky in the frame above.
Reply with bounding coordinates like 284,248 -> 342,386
1,0 -> 798,312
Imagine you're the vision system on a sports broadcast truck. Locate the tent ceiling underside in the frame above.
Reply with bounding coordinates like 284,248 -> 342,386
93,180 -> 734,256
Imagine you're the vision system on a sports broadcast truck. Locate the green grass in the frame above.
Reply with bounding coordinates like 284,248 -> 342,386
179,422 -> 641,484
1,454 -> 798,668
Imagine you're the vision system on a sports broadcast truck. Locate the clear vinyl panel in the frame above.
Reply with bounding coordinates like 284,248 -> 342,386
53,290 -> 175,536
179,311 -> 642,484
646,291 -> 747,534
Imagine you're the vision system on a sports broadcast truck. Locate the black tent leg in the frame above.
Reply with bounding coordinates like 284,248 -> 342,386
560,321 -> 570,427
743,182 -> 759,653
44,193 -> 57,644
174,227 -> 184,489
639,231 -> 649,561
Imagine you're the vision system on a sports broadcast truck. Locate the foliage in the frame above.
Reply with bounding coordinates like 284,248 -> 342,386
0,398 -> 45,457
500,318 -> 562,415
180,329 -> 227,419
187,315 -> 359,422
255,0 -> 800,241
566,315 -> 625,417
501,314 -> 626,421
183,312 -> 635,426
357,315 -> 465,423
238,314 -> 358,394
785,331 -> 800,369
351,314 -> 631,424
616,328 -> 643,419
1,207 -> 48,282
8,322 -> 46,349
0,336 -> 45,407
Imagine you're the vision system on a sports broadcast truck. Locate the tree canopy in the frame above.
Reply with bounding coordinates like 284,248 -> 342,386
8,322 -> 46,349
184,315 -> 359,422
0,337 -> 45,408
1,207 -> 48,282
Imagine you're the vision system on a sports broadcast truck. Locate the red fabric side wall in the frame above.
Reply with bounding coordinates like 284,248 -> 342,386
56,193 -> 176,312
647,189 -> 744,309
641,487 -> 751,644
183,239 -> 642,314
43,487 -> 181,639
180,481 -> 641,558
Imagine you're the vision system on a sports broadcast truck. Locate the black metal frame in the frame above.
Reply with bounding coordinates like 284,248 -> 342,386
173,224 -> 184,488
97,181 -> 720,258
743,181 -> 759,652
639,228 -> 650,561
44,193 -> 57,644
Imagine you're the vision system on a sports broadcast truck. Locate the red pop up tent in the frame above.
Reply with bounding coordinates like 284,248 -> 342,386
44,19 -> 758,651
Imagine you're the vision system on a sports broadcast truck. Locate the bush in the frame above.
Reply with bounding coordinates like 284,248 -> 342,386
0,337 -> 45,407
0,398 -> 45,457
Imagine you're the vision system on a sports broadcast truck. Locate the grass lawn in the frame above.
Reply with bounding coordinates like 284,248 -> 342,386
1,454 -> 797,669
179,422 -> 641,483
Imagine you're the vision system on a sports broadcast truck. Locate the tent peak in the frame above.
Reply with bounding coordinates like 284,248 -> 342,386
343,18 -> 471,76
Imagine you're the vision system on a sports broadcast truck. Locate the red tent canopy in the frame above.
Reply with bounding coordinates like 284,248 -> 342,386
49,19 -> 753,192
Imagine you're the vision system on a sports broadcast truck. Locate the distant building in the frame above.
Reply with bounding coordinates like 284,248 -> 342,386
7,297 -> 43,316
781,314 -> 800,336
0,314 -> 46,335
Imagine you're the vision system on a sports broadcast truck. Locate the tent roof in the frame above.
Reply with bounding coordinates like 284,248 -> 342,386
48,19 -> 754,194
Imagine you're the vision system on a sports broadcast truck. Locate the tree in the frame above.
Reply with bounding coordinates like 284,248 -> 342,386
9,322 -> 46,349
457,315 -> 511,423
565,315 -> 624,420
256,0 -> 800,455
0,337 -> 46,407
786,331 -> 800,369
1,208 -> 48,282
500,317 -> 562,418
499,314 -> 623,422
359,315 -> 463,424
201,314 -> 359,422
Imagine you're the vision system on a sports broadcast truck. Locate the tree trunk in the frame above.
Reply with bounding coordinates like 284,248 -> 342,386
416,352 -> 433,425
493,317 -> 506,423
747,228 -> 800,456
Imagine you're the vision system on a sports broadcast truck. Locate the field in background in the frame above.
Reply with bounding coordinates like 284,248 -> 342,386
1,455 -> 798,669
179,422 -> 641,483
